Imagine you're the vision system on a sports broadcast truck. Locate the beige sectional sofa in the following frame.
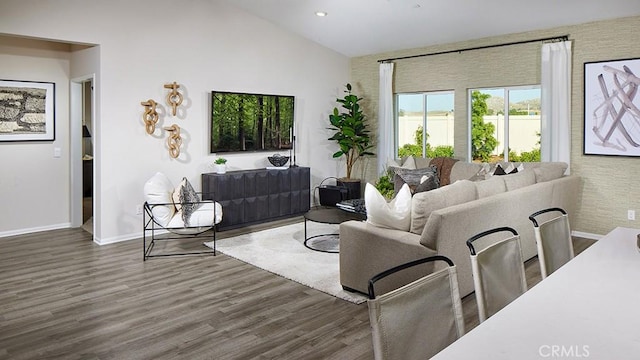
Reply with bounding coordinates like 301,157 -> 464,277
339,160 -> 581,297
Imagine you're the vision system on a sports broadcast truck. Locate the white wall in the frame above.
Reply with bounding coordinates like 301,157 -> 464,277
0,37 -> 72,235
0,0 -> 350,242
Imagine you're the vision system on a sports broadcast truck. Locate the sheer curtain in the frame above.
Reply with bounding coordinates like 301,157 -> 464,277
540,41 -> 572,172
378,62 -> 395,175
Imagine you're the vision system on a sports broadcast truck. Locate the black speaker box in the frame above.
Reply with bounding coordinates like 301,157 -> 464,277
319,185 -> 348,206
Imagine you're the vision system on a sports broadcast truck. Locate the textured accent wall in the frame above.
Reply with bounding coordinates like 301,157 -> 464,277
351,15 -> 640,236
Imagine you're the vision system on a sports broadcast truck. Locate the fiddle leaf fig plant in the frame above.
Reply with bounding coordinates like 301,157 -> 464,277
328,83 -> 374,180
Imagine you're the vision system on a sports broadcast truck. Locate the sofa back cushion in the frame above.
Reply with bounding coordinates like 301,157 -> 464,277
413,156 -> 433,169
475,175 -> 507,198
502,168 -> 536,191
450,162 -> 483,183
410,179 -> 477,235
531,162 -> 568,182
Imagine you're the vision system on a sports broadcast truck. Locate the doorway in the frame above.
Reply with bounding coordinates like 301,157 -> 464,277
81,80 -> 93,231
70,75 -> 95,234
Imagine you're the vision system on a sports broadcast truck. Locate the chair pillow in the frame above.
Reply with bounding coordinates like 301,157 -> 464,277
365,183 -> 412,231
143,172 -> 176,227
167,202 -> 223,229
173,177 -> 200,226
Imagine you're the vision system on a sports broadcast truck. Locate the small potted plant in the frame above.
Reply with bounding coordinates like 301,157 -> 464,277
214,157 -> 227,174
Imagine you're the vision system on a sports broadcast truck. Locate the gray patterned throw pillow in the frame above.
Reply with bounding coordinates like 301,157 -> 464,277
177,177 -> 199,226
394,165 -> 439,194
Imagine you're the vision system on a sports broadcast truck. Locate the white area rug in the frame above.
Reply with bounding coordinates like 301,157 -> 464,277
204,221 -> 367,304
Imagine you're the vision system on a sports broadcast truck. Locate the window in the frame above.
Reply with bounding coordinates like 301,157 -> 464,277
396,91 -> 454,158
469,86 -> 541,163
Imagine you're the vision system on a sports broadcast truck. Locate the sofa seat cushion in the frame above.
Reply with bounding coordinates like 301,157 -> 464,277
410,179 -> 477,235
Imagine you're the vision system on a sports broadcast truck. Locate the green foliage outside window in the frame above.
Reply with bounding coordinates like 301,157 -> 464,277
471,90 -> 498,162
397,125 -> 454,159
509,148 -> 541,162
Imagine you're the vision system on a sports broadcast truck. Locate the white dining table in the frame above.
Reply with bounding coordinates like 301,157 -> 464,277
433,226 -> 640,359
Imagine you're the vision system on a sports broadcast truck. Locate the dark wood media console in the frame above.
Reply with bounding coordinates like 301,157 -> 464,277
202,167 -> 311,231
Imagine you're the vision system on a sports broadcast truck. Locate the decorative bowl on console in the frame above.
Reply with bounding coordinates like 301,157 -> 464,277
268,154 -> 290,167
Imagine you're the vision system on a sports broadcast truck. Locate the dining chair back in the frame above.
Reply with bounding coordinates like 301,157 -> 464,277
467,227 -> 527,323
367,256 -> 464,360
529,207 -> 575,278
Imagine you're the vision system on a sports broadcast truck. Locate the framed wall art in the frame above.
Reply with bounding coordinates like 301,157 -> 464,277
584,57 -> 640,156
210,90 -> 294,153
0,79 -> 55,142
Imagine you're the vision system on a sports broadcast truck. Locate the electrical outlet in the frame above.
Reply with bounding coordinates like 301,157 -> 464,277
136,205 -> 143,215
628,210 -> 635,221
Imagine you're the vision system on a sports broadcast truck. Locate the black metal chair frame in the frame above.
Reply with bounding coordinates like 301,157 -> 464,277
466,226 -> 518,255
528,207 -> 568,227
528,207 -> 573,278
368,255 -> 454,299
466,226 -> 525,323
143,197 -> 218,260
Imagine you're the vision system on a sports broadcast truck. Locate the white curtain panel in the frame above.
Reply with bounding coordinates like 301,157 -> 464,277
378,62 -> 395,176
541,41 -> 572,173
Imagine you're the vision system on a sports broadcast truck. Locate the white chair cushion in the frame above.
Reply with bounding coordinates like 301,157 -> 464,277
143,172 -> 176,227
166,201 -> 223,228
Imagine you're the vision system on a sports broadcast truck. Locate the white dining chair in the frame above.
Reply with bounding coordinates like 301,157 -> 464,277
367,256 -> 465,360
529,207 -> 575,279
466,227 -> 527,323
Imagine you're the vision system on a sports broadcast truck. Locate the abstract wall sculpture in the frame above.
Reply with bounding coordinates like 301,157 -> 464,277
140,99 -> 159,134
163,124 -> 182,158
164,81 -> 183,116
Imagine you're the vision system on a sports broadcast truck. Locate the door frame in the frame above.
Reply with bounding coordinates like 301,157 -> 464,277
70,75 -> 95,230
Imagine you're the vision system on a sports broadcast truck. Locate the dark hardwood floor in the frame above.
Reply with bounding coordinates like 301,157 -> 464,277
0,225 -> 595,359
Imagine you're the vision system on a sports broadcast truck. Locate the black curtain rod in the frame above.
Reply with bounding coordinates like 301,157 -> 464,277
377,34 -> 569,63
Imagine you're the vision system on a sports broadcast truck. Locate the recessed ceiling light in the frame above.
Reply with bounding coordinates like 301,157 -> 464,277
315,11 -> 328,17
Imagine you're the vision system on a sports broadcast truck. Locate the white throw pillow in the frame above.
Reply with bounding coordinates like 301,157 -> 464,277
365,183 -> 412,231
143,172 -> 176,227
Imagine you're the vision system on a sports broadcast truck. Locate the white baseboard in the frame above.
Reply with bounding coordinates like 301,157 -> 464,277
571,230 -> 603,240
0,223 -> 72,239
95,229 -> 168,245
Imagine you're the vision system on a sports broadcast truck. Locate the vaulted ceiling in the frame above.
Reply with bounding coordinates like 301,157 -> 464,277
222,0 -> 640,57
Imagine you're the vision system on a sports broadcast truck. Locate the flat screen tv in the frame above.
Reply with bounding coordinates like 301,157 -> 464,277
210,90 -> 295,153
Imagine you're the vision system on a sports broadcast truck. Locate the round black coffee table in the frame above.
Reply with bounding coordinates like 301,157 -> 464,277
303,207 -> 366,253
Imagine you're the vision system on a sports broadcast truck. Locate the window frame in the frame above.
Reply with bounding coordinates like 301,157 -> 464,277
394,90 -> 455,159
467,85 -> 541,162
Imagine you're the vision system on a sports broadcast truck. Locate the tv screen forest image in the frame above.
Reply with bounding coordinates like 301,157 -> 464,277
210,91 -> 295,153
